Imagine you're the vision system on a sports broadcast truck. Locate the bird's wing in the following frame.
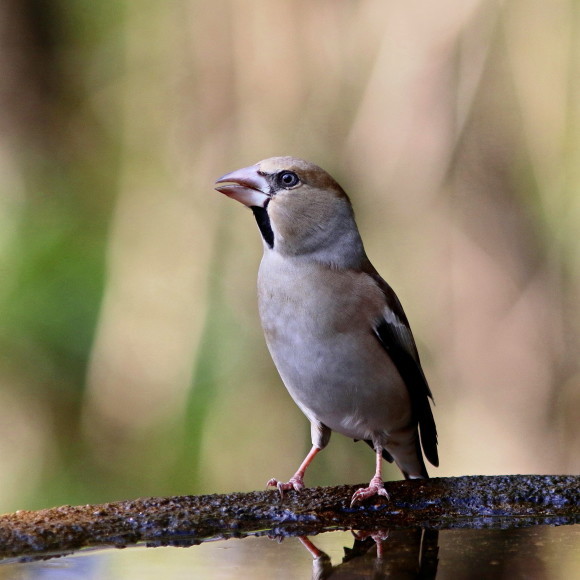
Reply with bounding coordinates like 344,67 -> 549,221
364,265 -> 439,468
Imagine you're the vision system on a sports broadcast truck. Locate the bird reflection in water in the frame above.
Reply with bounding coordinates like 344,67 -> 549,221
297,528 -> 439,579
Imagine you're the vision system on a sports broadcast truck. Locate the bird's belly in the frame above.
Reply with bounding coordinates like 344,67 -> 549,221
261,307 -> 411,441
257,253 -> 413,441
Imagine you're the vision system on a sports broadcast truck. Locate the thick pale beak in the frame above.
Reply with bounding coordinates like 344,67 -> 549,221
214,165 -> 271,208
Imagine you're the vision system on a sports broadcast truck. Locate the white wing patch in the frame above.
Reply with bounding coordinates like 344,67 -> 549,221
377,306 -> 417,360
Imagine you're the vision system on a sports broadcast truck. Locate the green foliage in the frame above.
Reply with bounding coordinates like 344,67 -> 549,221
0,0 -> 579,512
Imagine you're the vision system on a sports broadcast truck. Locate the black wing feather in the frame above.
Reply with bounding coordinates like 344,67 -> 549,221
367,268 -> 439,468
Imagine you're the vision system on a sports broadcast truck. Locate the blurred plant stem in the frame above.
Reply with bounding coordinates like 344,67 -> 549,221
0,0 -> 579,512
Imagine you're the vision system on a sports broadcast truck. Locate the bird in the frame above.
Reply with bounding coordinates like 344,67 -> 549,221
214,156 -> 438,505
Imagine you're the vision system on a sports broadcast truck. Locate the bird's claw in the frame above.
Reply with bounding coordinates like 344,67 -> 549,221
352,529 -> 390,542
350,476 -> 389,506
267,475 -> 304,496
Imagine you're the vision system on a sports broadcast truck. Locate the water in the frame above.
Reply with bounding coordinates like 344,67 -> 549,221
2,525 -> 578,579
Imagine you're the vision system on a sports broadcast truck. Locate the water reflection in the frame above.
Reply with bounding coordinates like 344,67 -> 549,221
298,528 -> 439,579
0,525 -> 578,579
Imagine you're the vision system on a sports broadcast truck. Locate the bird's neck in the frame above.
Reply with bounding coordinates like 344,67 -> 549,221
271,227 -> 368,270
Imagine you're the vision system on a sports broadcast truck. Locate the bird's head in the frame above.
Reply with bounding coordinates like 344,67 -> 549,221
215,156 -> 366,266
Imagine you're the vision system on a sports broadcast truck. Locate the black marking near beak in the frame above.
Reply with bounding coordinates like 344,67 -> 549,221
215,165 -> 274,248
251,206 -> 274,249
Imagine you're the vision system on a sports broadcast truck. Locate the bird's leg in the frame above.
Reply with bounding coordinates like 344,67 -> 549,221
350,445 -> 390,506
298,536 -> 324,559
267,445 -> 321,495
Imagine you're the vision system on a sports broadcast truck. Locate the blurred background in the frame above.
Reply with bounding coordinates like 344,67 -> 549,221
0,0 -> 578,513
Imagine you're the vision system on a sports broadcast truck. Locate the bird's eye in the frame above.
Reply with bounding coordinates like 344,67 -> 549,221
277,171 -> 300,189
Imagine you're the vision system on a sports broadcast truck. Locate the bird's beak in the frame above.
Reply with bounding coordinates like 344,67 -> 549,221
215,165 -> 271,208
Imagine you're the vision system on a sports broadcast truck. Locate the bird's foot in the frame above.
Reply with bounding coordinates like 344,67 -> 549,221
352,529 -> 390,542
352,530 -> 390,560
267,474 -> 304,496
350,475 -> 389,506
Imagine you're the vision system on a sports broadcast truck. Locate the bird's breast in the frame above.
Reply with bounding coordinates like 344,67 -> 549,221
257,252 -> 381,340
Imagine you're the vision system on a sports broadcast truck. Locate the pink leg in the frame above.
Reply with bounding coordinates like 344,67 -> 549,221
353,529 -> 390,559
298,536 -> 324,559
350,446 -> 390,506
267,445 -> 321,495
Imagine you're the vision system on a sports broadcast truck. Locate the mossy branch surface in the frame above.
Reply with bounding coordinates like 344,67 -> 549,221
0,475 -> 578,561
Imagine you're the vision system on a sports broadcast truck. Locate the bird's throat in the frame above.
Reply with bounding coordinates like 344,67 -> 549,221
251,206 -> 274,249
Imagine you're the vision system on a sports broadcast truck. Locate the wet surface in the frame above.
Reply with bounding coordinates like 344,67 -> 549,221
1,525 -> 578,579
0,475 -> 578,579
0,475 -> 578,562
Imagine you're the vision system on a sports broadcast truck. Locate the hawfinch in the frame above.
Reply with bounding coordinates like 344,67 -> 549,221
215,157 -> 438,505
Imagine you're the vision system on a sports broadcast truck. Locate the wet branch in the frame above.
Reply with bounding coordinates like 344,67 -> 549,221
0,475 -> 578,561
